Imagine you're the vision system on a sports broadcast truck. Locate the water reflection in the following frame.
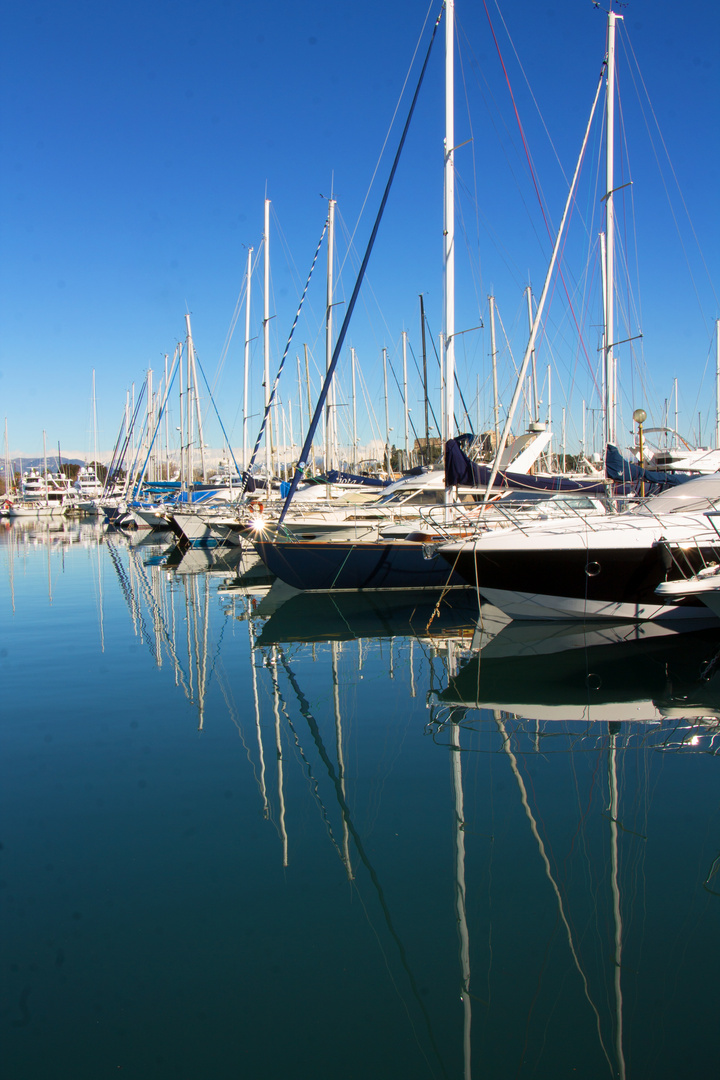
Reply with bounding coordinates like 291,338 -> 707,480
438,618 -> 720,730
2,523 -> 719,1079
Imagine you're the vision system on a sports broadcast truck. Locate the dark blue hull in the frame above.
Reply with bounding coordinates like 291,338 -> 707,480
253,538 -> 469,591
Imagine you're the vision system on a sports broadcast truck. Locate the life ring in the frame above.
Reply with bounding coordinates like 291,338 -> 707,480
3,500 -> 11,510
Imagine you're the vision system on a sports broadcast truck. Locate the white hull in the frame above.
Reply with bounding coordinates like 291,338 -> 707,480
132,506 -> 172,528
479,586 -> 720,623
3,503 -> 67,518
172,512 -> 216,546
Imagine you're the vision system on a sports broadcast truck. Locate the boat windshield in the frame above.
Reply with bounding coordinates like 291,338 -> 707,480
380,487 -> 457,506
630,474 -> 720,515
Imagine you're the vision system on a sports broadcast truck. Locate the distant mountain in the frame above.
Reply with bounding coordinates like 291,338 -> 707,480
7,456 -> 86,471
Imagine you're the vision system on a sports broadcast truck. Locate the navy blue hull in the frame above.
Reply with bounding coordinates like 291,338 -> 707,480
253,538 -> 469,591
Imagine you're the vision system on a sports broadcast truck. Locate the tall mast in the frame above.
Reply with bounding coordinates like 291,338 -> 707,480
304,344 -> 314,476
526,285 -> 539,424
547,364 -> 552,465
146,368 -> 153,483
383,347 -> 391,475
604,8 -> 622,445
599,230 -> 607,440
420,294 -> 429,463
263,197 -> 272,487
164,354 -> 169,480
402,330 -> 409,468
325,197 -> 336,474
92,368 -> 98,481
3,418 -> 10,495
296,353 -> 304,458
444,0 -> 455,452
43,429 -> 48,503
351,347 -> 358,472
178,346 -> 186,492
489,295 -> 499,450
243,246 -> 253,472
187,320 -> 194,489
185,312 -> 207,485
715,319 -> 720,449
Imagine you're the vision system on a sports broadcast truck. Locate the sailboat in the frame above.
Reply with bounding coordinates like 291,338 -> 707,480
438,7 -> 720,623
250,1 -> 612,593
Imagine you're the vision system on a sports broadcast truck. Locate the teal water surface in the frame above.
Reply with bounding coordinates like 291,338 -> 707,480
1,519 -> 719,1079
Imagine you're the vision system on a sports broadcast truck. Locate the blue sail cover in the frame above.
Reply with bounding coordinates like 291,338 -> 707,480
318,470 -> 390,488
444,437 -> 608,493
604,443 -> 695,492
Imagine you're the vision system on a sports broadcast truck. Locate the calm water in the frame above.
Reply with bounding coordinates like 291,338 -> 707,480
2,519 -> 719,1079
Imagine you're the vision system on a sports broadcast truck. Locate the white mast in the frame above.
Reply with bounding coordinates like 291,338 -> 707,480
3,418 -> 10,496
243,246 -> 253,472
164,354 -> 169,480
193,338 -> 207,484
582,399 -> 587,461
444,0 -> 455,454
325,197 -> 336,475
92,368 -> 98,484
178,346 -> 186,493
296,354 -> 304,457
546,364 -> 552,463
440,333 -> 446,444
489,295 -> 499,450
263,198 -> 272,488
185,313 -> 207,486
383,347 -> 391,475
185,315 -> 194,490
280,407 -> 287,481
43,429 -> 48,504
304,344 -> 314,475
146,368 -> 153,483
526,285 -> 540,424
599,230 -> 607,442
351,347 -> 358,472
604,9 -> 622,445
715,319 -> 720,449
402,330 -> 409,468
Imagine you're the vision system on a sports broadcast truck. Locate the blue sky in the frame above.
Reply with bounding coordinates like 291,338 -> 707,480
1,0 -> 718,463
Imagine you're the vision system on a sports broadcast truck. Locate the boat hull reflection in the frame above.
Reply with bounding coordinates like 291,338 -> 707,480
255,586 -> 480,645
441,621 -> 720,723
